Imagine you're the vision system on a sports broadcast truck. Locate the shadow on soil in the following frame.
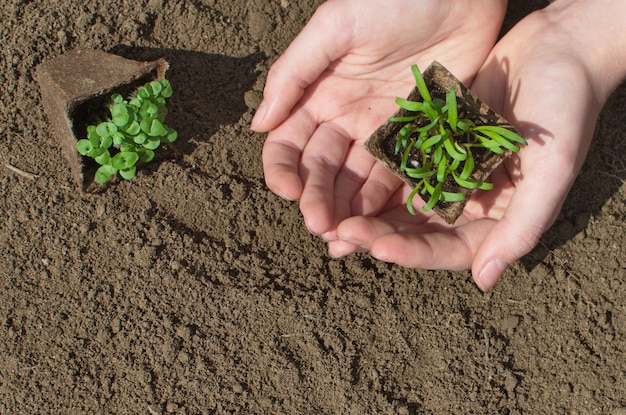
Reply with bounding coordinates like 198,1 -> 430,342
110,45 -> 265,156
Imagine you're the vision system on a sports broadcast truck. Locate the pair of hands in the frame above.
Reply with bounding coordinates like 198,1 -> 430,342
251,0 -> 618,290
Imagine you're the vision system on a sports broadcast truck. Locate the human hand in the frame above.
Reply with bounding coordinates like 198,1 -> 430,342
252,0 -> 507,241
334,0 -> 626,290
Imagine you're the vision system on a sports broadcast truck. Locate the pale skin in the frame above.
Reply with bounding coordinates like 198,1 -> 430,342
252,0 -> 626,291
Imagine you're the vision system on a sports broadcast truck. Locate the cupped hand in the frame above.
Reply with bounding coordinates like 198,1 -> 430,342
252,0 -> 507,240
335,1 -> 625,290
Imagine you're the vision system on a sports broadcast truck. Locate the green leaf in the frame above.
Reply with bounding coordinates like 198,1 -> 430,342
149,80 -> 162,96
475,135 -> 505,154
87,125 -> 99,141
422,181 -> 442,212
125,120 -> 141,135
112,132 -> 125,147
140,117 -> 167,137
156,105 -> 168,123
94,165 -> 117,184
119,166 -> 137,180
475,128 -> 520,152
100,135 -> 113,149
90,147 -> 105,158
406,181 -> 424,216
454,141 -> 466,156
76,139 -> 91,155
421,101 -> 439,122
432,100 -> 445,116
452,172 -> 479,189
140,117 -> 154,135
420,134 -> 442,152
459,147 -> 474,180
395,98 -> 423,112
440,191 -> 465,203
111,93 -> 124,104
120,143 -> 135,153
133,133 -> 148,145
94,149 -> 111,165
389,115 -> 418,123
140,149 -> 155,163
129,96 -> 142,108
160,79 -> 172,98
163,128 -> 178,143
112,113 -> 130,128
395,123 -> 412,153
148,118 -> 167,137
433,145 -> 444,164
456,119 -> 474,132
107,122 -> 118,135
477,181 -> 494,191
122,151 -> 139,168
111,103 -> 129,126
88,134 -> 100,148
140,100 -> 159,118
96,122 -> 110,139
138,87 -> 150,99
449,157 -> 461,172
452,172 -> 494,191
405,167 -> 435,179
416,118 -> 439,134
86,147 -> 99,158
111,151 -> 139,170
446,88 -> 458,132
400,140 -> 416,171
154,96 -> 166,106
475,125 -> 527,145
411,64 -> 432,104
443,136 -> 467,161
436,153 -> 447,183
143,137 -> 161,150
110,154 -> 126,171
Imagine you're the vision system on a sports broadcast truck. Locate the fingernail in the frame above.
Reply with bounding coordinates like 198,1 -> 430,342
251,101 -> 267,130
476,259 -> 509,291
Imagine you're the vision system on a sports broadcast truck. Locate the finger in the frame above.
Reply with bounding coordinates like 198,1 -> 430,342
262,108 -> 318,201
351,162 -> 404,216
251,3 -> 353,131
322,141 -> 377,241
299,123 -> 352,235
337,216 -> 494,270
328,239 -> 364,258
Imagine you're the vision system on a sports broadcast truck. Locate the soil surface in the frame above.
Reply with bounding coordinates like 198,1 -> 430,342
1,1 -> 625,414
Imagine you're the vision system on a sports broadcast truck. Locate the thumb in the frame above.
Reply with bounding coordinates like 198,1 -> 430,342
251,3 -> 353,132
471,214 -> 546,291
471,154 -> 576,291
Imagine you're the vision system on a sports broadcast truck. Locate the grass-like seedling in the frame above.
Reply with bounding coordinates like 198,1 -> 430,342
390,65 -> 527,214
76,78 -> 178,184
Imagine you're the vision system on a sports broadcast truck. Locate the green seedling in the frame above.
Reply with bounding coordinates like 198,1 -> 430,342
390,65 -> 527,215
76,78 -> 178,184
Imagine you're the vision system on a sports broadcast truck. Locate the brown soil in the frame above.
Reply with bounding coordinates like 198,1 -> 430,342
1,1 -> 625,414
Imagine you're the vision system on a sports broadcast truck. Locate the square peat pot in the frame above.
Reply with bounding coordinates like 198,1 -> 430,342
35,49 -> 169,193
365,61 -> 521,224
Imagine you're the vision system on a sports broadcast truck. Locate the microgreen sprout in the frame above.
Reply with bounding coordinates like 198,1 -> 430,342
390,65 -> 527,214
76,78 -> 178,184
